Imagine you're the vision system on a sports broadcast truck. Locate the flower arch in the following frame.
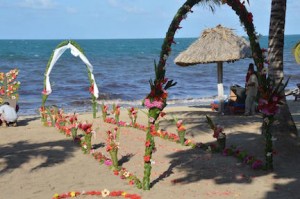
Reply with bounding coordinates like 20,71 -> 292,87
141,0 -> 277,190
41,40 -> 99,118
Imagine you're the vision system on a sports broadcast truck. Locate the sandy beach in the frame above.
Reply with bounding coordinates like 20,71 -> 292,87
1,101 -> 300,199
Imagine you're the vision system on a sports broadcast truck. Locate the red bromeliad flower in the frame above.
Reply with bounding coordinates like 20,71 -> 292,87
257,96 -> 282,116
144,155 -> 151,163
213,125 -> 225,139
145,140 -> 151,147
89,84 -> 94,94
78,122 -> 92,134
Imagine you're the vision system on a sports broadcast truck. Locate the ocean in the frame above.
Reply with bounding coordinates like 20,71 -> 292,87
0,35 -> 300,115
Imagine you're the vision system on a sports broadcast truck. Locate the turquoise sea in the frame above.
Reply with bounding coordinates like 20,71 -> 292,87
0,35 -> 299,115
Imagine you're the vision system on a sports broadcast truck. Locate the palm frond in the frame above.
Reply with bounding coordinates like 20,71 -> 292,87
196,0 -> 221,13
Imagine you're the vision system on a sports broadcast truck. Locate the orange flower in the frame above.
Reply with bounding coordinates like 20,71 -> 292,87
178,125 -> 186,132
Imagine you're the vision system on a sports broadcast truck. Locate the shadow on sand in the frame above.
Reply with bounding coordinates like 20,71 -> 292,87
0,139 -> 77,174
151,107 -> 300,198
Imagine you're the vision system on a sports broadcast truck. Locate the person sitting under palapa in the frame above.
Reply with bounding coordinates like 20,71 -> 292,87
0,102 -> 18,127
244,63 -> 258,116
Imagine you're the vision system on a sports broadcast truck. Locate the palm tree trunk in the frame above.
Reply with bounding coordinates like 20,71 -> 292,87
268,0 -> 298,137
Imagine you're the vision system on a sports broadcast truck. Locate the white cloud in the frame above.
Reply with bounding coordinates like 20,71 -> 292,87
107,0 -> 145,14
17,0 -> 57,9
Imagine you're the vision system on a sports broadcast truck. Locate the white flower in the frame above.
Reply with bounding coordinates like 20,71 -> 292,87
123,171 -> 130,178
266,152 -> 272,157
149,117 -> 155,123
12,96 -> 16,99
150,159 -> 155,165
101,189 -> 110,198
83,144 -> 87,149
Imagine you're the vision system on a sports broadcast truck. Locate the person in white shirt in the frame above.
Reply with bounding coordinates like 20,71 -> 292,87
244,64 -> 258,116
0,102 -> 18,127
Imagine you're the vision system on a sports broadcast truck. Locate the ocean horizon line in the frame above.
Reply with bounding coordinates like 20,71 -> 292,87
0,34 -> 300,41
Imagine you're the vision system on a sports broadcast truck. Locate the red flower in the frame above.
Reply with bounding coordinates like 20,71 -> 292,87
89,84 -> 94,94
144,155 -> 151,163
113,170 -> 119,175
145,140 -> 151,147
247,12 -> 253,23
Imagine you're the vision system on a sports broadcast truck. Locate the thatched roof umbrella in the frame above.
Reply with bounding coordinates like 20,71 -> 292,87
174,25 -> 252,113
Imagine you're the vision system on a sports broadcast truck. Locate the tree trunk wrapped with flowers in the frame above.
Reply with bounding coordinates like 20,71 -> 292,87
106,127 -> 120,170
257,77 -> 289,170
141,1 -> 199,190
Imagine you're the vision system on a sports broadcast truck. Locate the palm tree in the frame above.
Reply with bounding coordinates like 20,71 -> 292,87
267,0 -> 297,136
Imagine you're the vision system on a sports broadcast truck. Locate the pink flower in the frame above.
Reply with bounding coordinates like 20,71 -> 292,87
144,98 -> 164,109
252,160 -> 263,170
104,160 -> 112,166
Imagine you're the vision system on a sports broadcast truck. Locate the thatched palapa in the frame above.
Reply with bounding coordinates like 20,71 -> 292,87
174,25 -> 252,113
174,25 -> 251,65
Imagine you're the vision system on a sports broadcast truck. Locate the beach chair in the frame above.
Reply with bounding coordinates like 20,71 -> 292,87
228,85 -> 246,114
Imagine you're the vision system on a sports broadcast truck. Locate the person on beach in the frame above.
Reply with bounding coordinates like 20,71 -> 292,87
244,63 -> 258,116
0,102 -> 18,127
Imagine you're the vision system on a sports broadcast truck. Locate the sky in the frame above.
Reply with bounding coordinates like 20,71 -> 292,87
0,0 -> 299,39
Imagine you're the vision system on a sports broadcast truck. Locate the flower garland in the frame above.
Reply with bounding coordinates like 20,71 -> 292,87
92,151 -> 143,189
222,145 -> 264,170
52,189 -> 141,199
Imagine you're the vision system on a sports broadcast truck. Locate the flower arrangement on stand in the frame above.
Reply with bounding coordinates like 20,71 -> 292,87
128,107 -> 138,126
78,121 -> 93,154
112,104 -> 121,125
0,69 -> 20,101
106,127 -> 120,170
101,103 -> 109,122
206,115 -> 226,150
173,116 -> 186,145
67,113 -> 79,139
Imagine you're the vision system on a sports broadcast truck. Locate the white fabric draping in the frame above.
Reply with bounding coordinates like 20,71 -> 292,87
45,42 -> 99,98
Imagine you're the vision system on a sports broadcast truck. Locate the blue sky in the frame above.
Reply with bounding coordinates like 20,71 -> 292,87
0,0 -> 299,39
